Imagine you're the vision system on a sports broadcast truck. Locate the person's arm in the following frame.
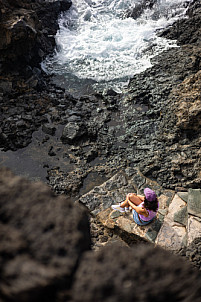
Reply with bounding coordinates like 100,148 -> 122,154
127,193 -> 145,202
137,195 -> 145,201
127,200 -> 149,217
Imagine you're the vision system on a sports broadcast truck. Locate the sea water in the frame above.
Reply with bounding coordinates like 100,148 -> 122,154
42,0 -> 192,96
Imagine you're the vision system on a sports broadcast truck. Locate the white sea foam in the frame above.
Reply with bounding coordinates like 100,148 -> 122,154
42,0 -> 192,94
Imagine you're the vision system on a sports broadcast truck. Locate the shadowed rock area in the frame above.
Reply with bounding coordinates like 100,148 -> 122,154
0,168 -> 91,301
0,0 -> 72,74
0,0 -> 73,151
72,244 -> 201,302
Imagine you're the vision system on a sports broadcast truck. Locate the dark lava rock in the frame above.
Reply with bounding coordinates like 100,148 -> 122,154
61,122 -> 87,144
127,0 -> 157,19
105,88 -> 118,96
0,167 -> 91,301
122,41 -> 201,189
186,237 -> 201,270
72,244 -> 201,302
159,1 -> 201,46
0,0 -> 201,195
42,123 -> 56,136
48,146 -> 56,156
0,0 -> 72,74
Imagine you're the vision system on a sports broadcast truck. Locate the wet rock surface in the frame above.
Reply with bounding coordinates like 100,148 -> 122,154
127,0 -> 157,19
0,0 -> 72,152
159,0 -> 201,46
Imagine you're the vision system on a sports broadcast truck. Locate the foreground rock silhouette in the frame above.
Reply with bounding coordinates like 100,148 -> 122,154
0,168 -> 200,301
0,168 -> 91,301
72,244 -> 201,302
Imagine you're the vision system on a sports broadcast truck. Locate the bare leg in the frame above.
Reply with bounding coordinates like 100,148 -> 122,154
120,197 -> 129,208
112,193 -> 143,212
123,193 -> 143,206
111,195 -> 132,212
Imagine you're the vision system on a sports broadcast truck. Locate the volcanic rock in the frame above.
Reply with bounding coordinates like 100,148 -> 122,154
0,167 -> 91,301
72,244 -> 201,302
0,0 -> 72,74
61,122 -> 87,144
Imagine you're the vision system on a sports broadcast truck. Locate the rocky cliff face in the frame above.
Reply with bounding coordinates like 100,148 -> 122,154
0,0 -> 72,151
122,0 -> 201,189
0,0 -> 71,75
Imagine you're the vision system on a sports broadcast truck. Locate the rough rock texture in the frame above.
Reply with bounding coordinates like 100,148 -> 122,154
90,216 -> 129,251
188,188 -> 201,218
0,0 -> 201,191
42,0 -> 201,194
61,122 -> 88,144
155,194 -> 187,252
72,244 -> 201,302
186,237 -> 201,270
123,42 -> 201,189
188,216 -> 201,246
159,0 -> 201,46
79,168 -> 168,246
171,71 -> 201,132
0,0 -> 72,74
0,167 -> 91,301
0,0 -> 73,152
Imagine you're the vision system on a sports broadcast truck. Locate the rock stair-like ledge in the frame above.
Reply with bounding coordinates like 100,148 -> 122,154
79,167 -> 201,254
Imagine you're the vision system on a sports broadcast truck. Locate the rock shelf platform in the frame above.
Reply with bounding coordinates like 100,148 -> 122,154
79,168 -> 201,256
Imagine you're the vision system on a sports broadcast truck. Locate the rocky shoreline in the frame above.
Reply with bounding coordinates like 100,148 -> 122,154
0,0 -> 72,151
0,0 -> 201,297
0,0 -> 200,191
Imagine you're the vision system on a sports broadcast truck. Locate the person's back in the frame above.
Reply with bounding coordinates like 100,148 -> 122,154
138,200 -> 158,222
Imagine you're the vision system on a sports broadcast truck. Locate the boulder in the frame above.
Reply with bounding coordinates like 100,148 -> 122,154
174,206 -> 188,226
61,122 -> 86,144
0,167 -> 91,301
72,244 -> 201,302
188,188 -> 201,218
187,216 -> 201,245
155,194 -> 187,252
